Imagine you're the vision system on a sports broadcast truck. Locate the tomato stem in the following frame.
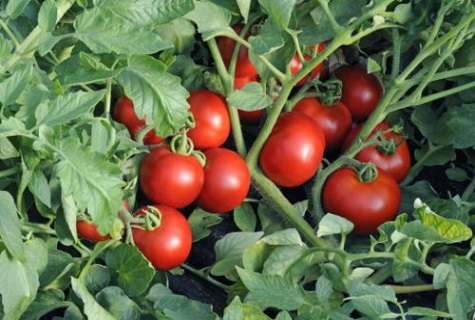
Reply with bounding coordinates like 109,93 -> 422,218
181,263 -> 232,292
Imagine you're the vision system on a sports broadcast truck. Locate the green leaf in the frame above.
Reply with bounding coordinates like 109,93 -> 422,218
0,191 -> 25,260
347,282 -> 395,318
261,228 -> 304,246
104,243 -> 155,296
227,82 -> 273,112
55,137 -> 125,234
237,0 -> 252,22
188,208 -> 223,242
315,275 -> 333,302
446,257 -> 475,319
95,286 -> 141,320
0,62 -> 34,106
262,245 -> 307,277
92,0 -> 195,26
6,0 -> 29,19
71,277 -> 116,320
38,0 -> 57,32
117,55 -> 190,137
146,283 -> 218,320
406,306 -> 453,318
317,213 -> 354,237
0,137 -> 19,159
211,231 -> 264,278
185,1 -> 232,39
21,289 -> 71,320
28,168 -> 52,207
39,248 -> 79,290
236,267 -> 305,311
258,0 -> 296,29
35,90 -> 105,127
73,10 -> 170,54
233,202 -> 257,232
248,18 -> 285,55
85,264 -> 111,295
55,53 -> 122,86
223,296 -> 269,320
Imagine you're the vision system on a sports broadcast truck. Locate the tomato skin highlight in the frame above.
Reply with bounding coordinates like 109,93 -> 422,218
290,43 -> 326,86
112,95 -> 163,145
342,122 -> 411,182
139,146 -> 204,208
335,65 -> 383,122
234,76 -> 264,125
293,97 -> 352,154
132,205 -> 192,271
322,167 -> 401,235
196,148 -> 250,213
186,90 -> 231,150
259,112 -> 326,187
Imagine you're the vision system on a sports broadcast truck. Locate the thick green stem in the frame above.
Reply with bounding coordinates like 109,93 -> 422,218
389,284 -> 435,294
0,18 -> 21,48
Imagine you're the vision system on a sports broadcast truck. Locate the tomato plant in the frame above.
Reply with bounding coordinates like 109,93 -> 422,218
234,76 -> 264,125
132,205 -> 192,271
196,148 -> 250,213
322,165 -> 401,235
186,89 -> 231,150
293,96 -> 352,153
259,112 -> 326,187
335,65 -> 383,122
76,219 -> 110,242
289,43 -> 326,86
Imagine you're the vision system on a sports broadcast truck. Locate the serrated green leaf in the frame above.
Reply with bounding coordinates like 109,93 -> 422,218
236,267 -> 305,311
258,0 -> 296,29
0,191 -> 25,260
228,82 -> 273,112
105,243 -> 155,296
6,0 -> 29,19
188,208 -> 223,242
347,282 -> 395,318
262,245 -> 307,277
0,62 -> 34,106
95,286 -> 141,320
71,277 -> 116,320
28,168 -> 52,207
315,275 -> 333,302
185,1 -> 232,39
55,137 -> 125,234
38,0 -> 57,32
223,296 -> 269,320
233,202 -> 257,232
248,18 -> 284,55
35,90 -> 105,127
117,55 -> 190,137
446,257 -> 475,319
261,228 -> 304,246
73,10 -> 169,54
317,213 -> 354,237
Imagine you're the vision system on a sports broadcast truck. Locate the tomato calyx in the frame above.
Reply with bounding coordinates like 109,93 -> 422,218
319,78 -> 343,106
355,162 -> 379,183
131,205 -> 162,231
169,131 -> 207,167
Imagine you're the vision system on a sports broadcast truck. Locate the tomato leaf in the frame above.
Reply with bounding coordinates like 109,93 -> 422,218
21,289 -> 72,320
84,264 -> 111,295
446,257 -> 475,319
117,55 -> 190,138
185,1 -> 232,39
188,208 -> 223,242
95,286 -> 141,320
227,82 -> 272,111
347,282 -> 395,318
0,137 -> 19,159
236,267 -> 305,311
317,213 -> 354,237
233,202 -> 257,232
55,137 -> 125,234
0,62 -> 34,106
6,0 -> 29,19
71,277 -> 116,320
35,90 -> 105,127
248,18 -> 284,56
28,167 -> 52,208
104,243 -> 155,297
258,0 -> 296,30
222,296 -> 270,320
0,191 -> 25,260
236,0 -> 252,23
38,0 -> 57,32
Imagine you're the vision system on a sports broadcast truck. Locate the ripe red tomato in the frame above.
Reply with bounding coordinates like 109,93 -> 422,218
322,167 -> 401,235
293,97 -> 352,154
289,43 -> 326,86
259,112 -> 326,187
186,90 -> 230,150
234,76 -> 264,125
335,65 -> 383,122
217,25 -> 258,78
196,148 -> 250,213
112,95 -> 163,145
342,122 -> 411,182
139,146 -> 204,208
132,205 -> 192,271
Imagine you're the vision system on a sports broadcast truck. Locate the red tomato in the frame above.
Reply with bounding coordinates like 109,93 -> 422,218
196,148 -> 250,213
132,205 -> 192,271
259,112 -> 326,187
335,65 -> 383,121
186,90 -> 230,150
77,200 -> 129,242
322,167 -> 401,235
113,95 -> 164,145
342,122 -> 411,182
290,43 -> 326,86
139,146 -> 204,208
217,25 -> 258,78
293,97 -> 352,154
234,76 -> 264,125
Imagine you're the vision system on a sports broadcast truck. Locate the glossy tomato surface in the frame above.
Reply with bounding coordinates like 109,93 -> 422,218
342,122 -> 411,182
196,148 -> 250,213
76,219 -> 110,242
335,65 -> 383,122
113,95 -> 163,145
259,112 -> 326,187
186,90 -> 230,150
217,25 -> 258,78
322,167 -> 401,235
289,43 -> 326,86
139,146 -> 204,208
132,205 -> 192,271
293,97 -> 352,153
234,76 -> 264,125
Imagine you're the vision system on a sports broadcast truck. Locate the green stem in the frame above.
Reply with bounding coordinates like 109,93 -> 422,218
0,166 -> 19,178
390,29 -> 402,82
0,18 -> 21,48
400,143 -> 447,186
78,240 -> 116,281
389,284 -> 435,294
316,0 -> 343,34
461,175 -> 475,202
181,263 -> 232,292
